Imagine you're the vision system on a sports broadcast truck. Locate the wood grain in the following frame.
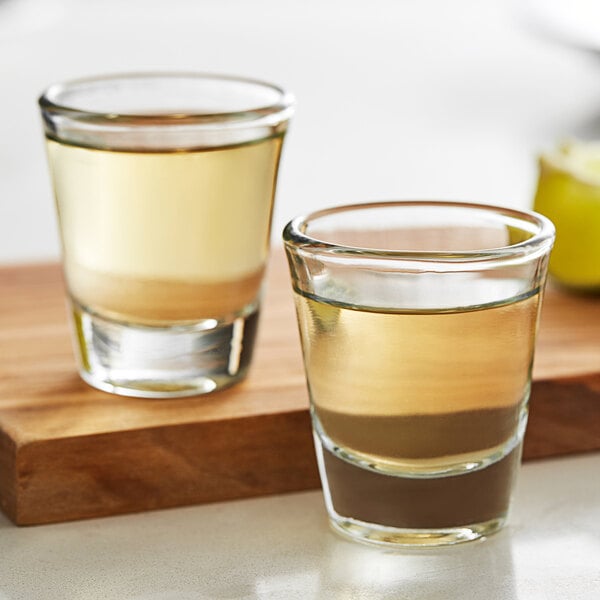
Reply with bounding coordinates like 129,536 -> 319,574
0,251 -> 599,525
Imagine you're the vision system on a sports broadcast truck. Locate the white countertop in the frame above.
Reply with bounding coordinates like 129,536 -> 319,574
1,453 -> 599,599
1,0 -> 599,597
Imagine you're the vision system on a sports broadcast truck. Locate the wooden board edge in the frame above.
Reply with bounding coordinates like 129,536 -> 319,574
13,409 -> 320,526
5,371 -> 600,526
524,372 -> 600,460
0,427 -> 17,523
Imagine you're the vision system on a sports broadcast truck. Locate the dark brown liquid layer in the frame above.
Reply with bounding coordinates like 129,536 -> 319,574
321,444 -> 521,529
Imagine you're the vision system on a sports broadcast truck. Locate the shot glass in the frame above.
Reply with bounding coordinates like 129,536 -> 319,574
283,201 -> 555,546
39,73 -> 294,398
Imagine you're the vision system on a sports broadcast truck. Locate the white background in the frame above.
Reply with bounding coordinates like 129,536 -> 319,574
2,0 -> 600,263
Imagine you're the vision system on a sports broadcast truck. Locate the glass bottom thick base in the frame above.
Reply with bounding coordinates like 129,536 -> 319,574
71,301 -> 259,398
329,513 -> 505,548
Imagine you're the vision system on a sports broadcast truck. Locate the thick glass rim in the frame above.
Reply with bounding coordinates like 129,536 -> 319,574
38,71 -> 295,127
283,200 -> 556,263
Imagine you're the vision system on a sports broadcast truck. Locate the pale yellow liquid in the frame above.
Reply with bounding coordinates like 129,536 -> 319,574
295,292 -> 540,471
47,136 -> 283,323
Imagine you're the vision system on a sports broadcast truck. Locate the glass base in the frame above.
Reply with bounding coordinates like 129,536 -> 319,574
329,513 -> 505,548
71,301 -> 259,398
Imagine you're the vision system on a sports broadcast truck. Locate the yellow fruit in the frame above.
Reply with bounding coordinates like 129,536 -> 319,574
533,141 -> 600,291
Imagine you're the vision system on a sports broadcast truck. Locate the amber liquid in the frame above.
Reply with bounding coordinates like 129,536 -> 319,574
294,291 -> 540,528
47,136 -> 283,324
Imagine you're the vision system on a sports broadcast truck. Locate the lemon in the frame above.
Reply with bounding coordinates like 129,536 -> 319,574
533,141 -> 600,291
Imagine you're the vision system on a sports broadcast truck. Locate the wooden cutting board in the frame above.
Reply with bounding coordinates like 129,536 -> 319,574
0,250 -> 599,525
